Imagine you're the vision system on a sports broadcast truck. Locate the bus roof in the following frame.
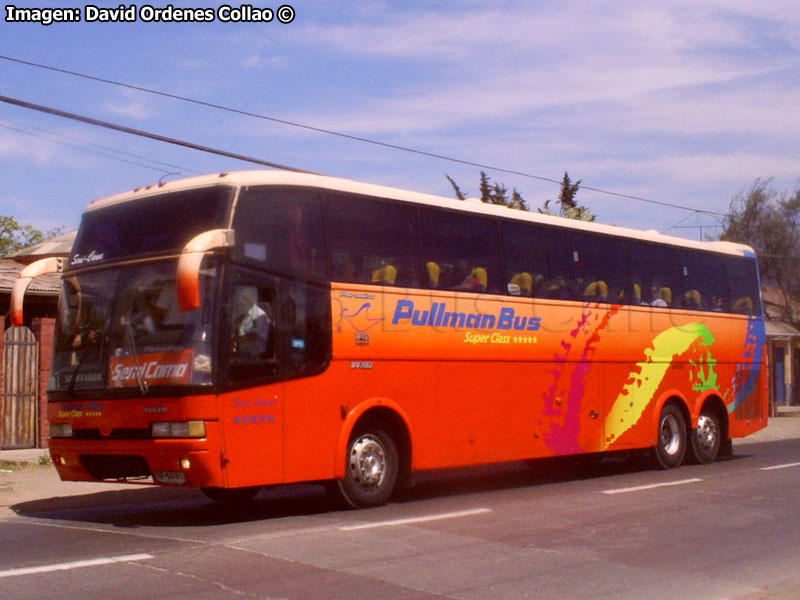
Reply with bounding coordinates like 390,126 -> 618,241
87,170 -> 753,258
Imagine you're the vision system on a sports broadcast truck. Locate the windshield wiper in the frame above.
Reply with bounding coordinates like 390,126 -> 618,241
122,316 -> 149,395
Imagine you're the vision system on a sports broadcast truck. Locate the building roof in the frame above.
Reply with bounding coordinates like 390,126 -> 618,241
0,230 -> 75,295
765,318 -> 800,339
0,259 -> 61,295
6,230 -> 76,264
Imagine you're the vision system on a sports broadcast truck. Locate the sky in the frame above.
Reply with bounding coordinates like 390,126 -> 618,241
1,0 -> 799,241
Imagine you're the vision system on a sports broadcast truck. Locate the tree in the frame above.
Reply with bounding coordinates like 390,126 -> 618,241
719,179 -> 800,323
446,170 -> 594,219
446,171 -> 529,211
0,216 -> 64,257
539,172 -> 595,222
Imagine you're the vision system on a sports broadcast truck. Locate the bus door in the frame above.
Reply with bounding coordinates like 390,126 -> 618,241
220,272 -> 331,488
221,276 -> 284,488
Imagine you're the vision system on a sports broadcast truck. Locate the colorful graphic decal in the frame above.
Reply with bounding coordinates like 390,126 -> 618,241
729,316 -> 766,415
339,302 -> 384,334
604,323 -> 714,445
542,306 -> 618,454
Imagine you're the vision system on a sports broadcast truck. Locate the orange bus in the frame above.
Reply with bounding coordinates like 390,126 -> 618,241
12,171 -> 767,507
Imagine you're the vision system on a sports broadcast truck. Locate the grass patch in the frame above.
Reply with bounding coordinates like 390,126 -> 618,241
0,454 -> 52,471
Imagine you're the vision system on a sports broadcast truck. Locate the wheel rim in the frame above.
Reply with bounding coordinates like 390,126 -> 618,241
695,414 -> 718,450
660,413 -> 682,456
349,434 -> 386,490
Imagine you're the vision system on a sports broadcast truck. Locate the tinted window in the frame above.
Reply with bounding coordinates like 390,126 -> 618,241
502,221 -> 571,298
71,186 -> 232,266
630,242 -> 687,308
421,209 -> 502,293
726,256 -> 760,315
683,251 -> 728,311
233,187 -> 326,278
326,194 -> 421,287
570,233 -> 632,304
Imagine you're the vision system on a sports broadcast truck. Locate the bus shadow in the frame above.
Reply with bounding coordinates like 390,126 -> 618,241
10,483 -> 335,527
395,451 -> 655,504
11,448 -> 754,528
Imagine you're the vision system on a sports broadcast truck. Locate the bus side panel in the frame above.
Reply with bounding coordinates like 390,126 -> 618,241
281,360 -> 439,483
332,285 -> 767,475
219,383 -> 284,488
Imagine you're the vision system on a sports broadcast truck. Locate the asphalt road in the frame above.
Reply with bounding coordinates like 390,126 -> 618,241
2,439 -> 800,600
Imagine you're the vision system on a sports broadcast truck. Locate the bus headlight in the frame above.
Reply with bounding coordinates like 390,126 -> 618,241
150,421 -> 206,439
50,423 -> 73,438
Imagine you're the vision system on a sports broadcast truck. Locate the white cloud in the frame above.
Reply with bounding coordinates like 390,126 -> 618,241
102,89 -> 154,120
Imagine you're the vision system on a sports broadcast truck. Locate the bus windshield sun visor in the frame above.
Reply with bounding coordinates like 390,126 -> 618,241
11,256 -> 64,326
177,228 -> 235,311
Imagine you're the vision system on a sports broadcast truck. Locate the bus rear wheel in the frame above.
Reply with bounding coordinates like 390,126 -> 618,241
334,420 -> 399,509
653,404 -> 687,469
688,407 -> 722,464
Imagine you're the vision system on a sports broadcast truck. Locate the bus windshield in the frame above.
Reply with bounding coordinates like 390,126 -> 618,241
70,186 -> 232,267
51,260 -> 218,393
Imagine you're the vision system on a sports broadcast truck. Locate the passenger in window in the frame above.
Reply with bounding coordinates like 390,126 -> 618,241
733,297 -> 754,314
509,272 -> 533,297
544,276 -> 572,300
583,280 -> 608,303
451,259 -> 486,293
426,262 -> 441,289
647,285 -> 669,307
233,286 -> 271,357
372,264 -> 397,286
683,290 -> 702,310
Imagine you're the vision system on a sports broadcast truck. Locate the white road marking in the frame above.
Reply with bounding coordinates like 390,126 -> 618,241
338,508 -> 492,531
0,553 -> 153,579
602,478 -> 703,495
760,462 -> 800,471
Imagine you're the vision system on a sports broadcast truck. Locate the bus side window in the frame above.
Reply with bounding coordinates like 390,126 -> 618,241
233,187 -> 327,279
629,243 -> 686,309
327,194 -> 421,288
726,256 -> 760,315
501,220 -> 570,299
570,232 -> 631,305
421,208 -> 501,294
231,285 -> 274,360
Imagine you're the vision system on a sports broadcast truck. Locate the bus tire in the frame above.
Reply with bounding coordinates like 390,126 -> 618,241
688,406 -> 722,464
335,419 -> 399,509
201,486 -> 261,504
653,403 -> 687,469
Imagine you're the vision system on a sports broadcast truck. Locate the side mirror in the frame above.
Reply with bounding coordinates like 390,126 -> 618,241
177,229 -> 235,311
11,257 -> 64,326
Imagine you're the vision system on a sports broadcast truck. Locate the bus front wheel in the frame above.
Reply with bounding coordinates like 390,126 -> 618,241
334,420 -> 399,509
653,404 -> 687,469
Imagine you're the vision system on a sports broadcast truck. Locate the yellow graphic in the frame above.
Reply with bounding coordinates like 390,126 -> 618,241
605,323 -> 715,443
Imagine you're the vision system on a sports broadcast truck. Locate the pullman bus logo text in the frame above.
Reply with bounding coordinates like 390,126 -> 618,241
391,300 -> 541,332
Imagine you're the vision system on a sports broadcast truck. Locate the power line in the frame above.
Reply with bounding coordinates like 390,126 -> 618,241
0,94 -> 316,174
0,118 -> 198,175
0,54 -> 726,216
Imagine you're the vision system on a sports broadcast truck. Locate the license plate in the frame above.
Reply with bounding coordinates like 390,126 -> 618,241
154,471 -> 186,485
